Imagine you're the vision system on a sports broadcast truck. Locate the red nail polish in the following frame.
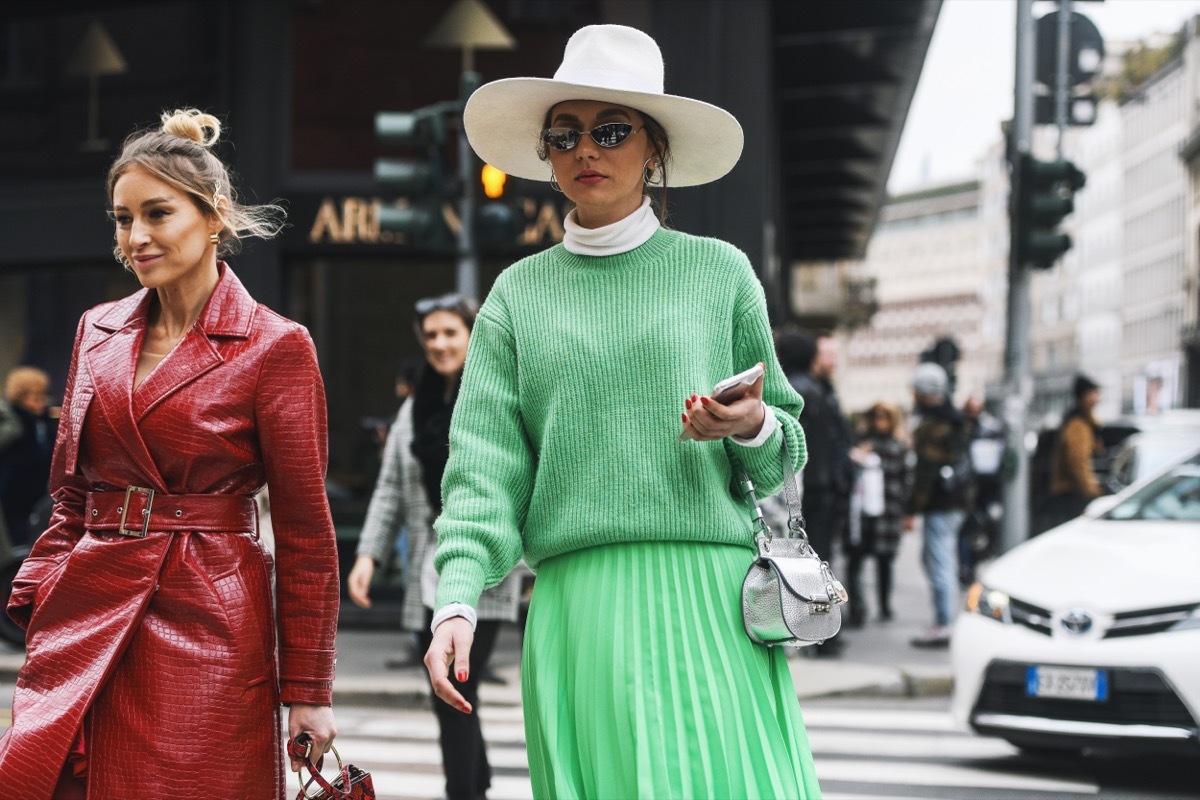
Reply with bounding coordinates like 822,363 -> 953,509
457,670 -> 468,682
685,398 -> 692,409
700,397 -> 710,406
682,413 -> 688,424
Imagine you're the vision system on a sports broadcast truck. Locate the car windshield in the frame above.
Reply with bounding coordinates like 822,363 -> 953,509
1104,453 -> 1200,522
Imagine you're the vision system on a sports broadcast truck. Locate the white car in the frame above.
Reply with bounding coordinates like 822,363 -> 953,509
951,449 -> 1200,756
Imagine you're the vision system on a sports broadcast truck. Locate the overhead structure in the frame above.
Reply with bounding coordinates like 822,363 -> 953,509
772,0 -> 941,263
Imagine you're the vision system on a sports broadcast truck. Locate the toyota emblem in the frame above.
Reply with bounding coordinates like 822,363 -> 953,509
1061,609 -> 1094,635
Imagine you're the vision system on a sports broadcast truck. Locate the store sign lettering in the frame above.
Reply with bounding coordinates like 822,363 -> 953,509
308,196 -> 564,246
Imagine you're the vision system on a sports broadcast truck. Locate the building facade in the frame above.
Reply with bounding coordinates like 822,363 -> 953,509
840,180 -> 990,415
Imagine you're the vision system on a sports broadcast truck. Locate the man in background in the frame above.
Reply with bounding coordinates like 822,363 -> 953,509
905,363 -> 974,649
778,329 -> 854,655
1045,374 -> 1104,527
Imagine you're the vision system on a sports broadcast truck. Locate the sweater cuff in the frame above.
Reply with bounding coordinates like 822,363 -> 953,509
431,603 -> 478,633
434,555 -> 487,610
729,402 -> 777,447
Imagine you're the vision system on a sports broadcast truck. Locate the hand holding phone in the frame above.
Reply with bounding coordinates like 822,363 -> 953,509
679,363 -> 766,441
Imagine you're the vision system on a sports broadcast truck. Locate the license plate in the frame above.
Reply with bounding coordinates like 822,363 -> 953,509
1026,665 -> 1108,701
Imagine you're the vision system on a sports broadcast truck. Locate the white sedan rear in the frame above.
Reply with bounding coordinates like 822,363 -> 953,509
951,450 -> 1200,756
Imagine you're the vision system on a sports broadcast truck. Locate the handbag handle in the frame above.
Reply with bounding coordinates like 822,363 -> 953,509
738,437 -> 806,540
288,734 -> 351,800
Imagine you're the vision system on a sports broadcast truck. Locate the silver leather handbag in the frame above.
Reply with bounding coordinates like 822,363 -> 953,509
740,441 -> 848,647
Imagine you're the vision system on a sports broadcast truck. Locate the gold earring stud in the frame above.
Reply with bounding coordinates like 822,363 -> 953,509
209,232 -> 220,245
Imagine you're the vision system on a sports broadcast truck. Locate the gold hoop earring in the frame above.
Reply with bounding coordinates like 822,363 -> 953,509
644,159 -> 662,186
550,172 -> 563,193
209,232 -> 220,245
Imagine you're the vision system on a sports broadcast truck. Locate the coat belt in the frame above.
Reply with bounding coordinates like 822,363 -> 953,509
85,488 -> 257,537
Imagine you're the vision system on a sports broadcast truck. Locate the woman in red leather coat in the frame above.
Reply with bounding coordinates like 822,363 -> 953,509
0,109 -> 340,799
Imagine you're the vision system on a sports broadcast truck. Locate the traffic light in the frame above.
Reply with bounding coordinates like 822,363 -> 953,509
480,163 -> 506,199
476,164 -> 523,250
374,107 -> 450,242
1014,153 -> 1085,269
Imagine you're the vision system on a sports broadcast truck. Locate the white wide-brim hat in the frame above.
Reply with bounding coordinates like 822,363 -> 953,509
463,24 -> 744,188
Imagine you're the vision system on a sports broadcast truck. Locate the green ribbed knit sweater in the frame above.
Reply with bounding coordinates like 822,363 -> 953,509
433,228 -> 808,611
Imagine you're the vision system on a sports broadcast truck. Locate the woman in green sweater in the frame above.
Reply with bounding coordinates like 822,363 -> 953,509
425,24 -> 822,799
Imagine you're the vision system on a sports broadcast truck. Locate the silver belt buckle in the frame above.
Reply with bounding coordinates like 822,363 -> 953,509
118,486 -> 155,538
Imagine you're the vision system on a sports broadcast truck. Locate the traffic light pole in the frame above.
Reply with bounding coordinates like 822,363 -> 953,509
1002,0 -> 1036,554
1055,0 -> 1072,158
456,71 -> 482,301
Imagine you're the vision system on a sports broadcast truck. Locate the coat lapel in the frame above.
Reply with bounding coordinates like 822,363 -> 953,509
85,290 -> 169,490
132,263 -> 255,420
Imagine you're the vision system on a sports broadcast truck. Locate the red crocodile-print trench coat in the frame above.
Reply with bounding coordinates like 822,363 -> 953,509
0,265 -> 339,799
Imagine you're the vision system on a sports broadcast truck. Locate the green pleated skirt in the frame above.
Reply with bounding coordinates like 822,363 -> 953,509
522,541 -> 822,799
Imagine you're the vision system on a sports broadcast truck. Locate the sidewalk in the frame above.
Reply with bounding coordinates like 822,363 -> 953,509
0,532 -> 955,707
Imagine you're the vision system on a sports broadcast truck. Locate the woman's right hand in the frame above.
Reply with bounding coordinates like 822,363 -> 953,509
425,616 -> 475,714
347,555 -> 375,608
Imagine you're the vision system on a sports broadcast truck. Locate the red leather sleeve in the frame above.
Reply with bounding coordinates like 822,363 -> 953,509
7,315 -> 91,630
255,327 -> 339,705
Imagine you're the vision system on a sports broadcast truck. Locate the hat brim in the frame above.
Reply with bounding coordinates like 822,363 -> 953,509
463,77 -> 744,188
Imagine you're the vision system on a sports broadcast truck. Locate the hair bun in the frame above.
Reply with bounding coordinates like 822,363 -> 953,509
160,108 -> 221,148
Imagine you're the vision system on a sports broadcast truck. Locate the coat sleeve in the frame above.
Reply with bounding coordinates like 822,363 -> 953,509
7,316 -> 90,630
255,327 -> 339,706
1060,418 -> 1102,498
722,263 -> 807,498
355,400 -> 412,567
433,297 -> 532,612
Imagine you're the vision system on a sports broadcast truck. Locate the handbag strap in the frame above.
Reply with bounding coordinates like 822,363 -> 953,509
288,735 -> 352,800
737,437 -> 806,539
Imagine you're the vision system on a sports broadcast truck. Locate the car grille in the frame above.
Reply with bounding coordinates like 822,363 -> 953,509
1009,597 -> 1053,635
1105,603 -> 1196,639
1004,596 -> 1199,639
975,661 -> 1197,728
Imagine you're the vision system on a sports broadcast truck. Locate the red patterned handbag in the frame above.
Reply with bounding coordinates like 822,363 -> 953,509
287,734 -> 376,800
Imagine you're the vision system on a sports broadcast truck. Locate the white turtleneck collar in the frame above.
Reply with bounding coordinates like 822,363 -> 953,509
562,196 -> 661,256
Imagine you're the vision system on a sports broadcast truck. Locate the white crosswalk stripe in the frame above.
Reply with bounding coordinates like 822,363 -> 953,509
328,701 -> 1100,800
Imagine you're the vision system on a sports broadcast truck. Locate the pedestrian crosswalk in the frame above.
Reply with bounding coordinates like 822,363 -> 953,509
326,700 -> 1102,800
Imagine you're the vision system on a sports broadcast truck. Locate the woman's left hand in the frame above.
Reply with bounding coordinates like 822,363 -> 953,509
287,703 -> 337,772
681,366 -> 766,441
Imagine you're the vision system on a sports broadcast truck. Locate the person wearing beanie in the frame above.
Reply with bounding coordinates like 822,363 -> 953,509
905,362 -> 974,648
1045,373 -> 1105,527
423,24 -> 820,798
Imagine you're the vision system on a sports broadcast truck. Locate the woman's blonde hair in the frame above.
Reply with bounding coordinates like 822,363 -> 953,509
5,366 -> 49,404
106,108 -> 285,263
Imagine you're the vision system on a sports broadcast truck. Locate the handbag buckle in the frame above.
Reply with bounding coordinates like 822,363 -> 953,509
118,486 -> 155,538
812,602 -> 831,614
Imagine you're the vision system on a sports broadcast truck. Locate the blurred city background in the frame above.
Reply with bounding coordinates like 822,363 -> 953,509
1,1 -> 1199,798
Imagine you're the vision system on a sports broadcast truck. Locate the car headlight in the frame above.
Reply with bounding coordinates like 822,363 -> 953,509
965,582 -> 1011,623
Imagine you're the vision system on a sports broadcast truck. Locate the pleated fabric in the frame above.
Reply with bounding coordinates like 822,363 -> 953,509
522,541 -> 822,799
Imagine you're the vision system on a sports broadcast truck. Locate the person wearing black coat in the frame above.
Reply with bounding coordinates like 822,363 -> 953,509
0,367 -> 57,547
778,329 -> 854,654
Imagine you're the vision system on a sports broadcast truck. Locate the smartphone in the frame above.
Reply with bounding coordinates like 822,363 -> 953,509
679,363 -> 765,441
711,363 -> 764,404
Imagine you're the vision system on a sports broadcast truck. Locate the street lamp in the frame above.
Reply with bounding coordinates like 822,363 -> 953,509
64,21 -> 128,152
425,0 -> 516,300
